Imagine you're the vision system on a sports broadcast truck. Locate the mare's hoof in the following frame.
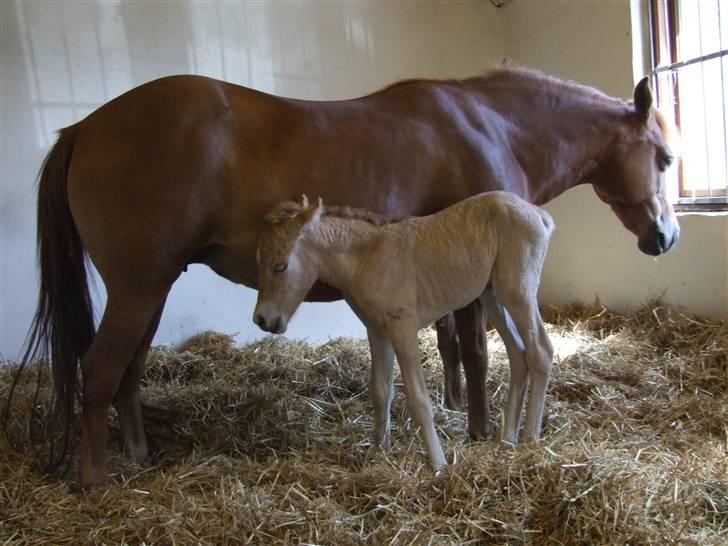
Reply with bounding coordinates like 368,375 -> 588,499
468,422 -> 496,442
79,467 -> 108,490
443,391 -> 464,411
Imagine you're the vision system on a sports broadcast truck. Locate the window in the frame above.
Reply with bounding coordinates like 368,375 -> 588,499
650,0 -> 728,210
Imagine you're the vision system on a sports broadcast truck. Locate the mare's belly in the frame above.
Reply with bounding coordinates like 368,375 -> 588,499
193,243 -> 343,302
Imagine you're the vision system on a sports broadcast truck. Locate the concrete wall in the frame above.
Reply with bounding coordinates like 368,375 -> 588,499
502,0 -> 728,319
0,0 -> 505,360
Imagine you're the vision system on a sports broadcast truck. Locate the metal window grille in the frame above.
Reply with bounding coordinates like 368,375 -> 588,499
650,0 -> 728,209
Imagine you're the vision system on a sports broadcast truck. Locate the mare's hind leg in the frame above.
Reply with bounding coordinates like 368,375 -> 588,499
454,300 -> 494,440
113,298 -> 167,462
367,327 -> 395,449
480,288 -> 528,444
80,285 -> 170,488
435,314 -> 463,410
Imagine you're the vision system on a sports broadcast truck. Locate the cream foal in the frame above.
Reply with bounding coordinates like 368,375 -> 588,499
253,192 -> 554,468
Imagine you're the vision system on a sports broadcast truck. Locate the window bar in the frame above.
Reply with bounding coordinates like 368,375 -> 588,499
653,49 -> 728,74
695,0 -> 711,200
718,0 -> 728,197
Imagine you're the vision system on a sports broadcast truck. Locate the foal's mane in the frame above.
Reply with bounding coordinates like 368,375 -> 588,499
323,205 -> 409,226
265,200 -> 408,227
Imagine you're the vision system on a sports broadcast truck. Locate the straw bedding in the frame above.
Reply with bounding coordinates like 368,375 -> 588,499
1,304 -> 726,545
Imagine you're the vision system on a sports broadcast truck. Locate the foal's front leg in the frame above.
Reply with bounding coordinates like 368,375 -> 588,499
389,325 -> 447,469
366,327 -> 395,448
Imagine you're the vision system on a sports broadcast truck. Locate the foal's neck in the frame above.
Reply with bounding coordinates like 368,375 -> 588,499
306,217 -> 384,290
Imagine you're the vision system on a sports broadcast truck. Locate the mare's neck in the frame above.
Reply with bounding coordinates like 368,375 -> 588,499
305,217 -> 382,291
466,76 -> 629,204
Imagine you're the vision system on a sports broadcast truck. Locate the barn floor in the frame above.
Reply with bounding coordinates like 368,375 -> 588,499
1,304 -> 726,545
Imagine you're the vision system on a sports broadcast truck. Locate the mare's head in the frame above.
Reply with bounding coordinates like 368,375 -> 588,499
592,77 -> 680,256
253,196 -> 323,334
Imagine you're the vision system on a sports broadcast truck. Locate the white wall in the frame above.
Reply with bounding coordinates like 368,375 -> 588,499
502,0 -> 728,320
0,0 -> 506,360
3,1 -> 725,363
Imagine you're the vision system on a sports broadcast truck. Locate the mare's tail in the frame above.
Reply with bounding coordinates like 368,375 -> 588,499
4,124 -> 96,472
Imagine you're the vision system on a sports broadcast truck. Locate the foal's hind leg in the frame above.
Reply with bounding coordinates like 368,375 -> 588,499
492,282 -> 553,443
113,298 -> 167,462
454,300 -> 494,440
435,314 -> 463,410
480,289 -> 528,444
80,286 -> 170,487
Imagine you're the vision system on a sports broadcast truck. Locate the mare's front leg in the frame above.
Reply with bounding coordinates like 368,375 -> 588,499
435,314 -> 464,410
454,300 -> 494,440
480,289 -> 528,444
389,325 -> 447,469
366,327 -> 395,449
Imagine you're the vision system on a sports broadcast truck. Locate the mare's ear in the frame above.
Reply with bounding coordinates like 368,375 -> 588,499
264,201 -> 303,224
633,77 -> 653,122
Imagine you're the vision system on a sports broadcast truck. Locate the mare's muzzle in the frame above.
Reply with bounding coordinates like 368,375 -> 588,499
638,217 -> 680,256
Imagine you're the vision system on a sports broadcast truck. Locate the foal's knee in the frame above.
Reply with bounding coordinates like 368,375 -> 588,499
406,390 -> 434,422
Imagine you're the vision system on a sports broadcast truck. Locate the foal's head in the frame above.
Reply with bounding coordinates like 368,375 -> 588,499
253,196 -> 323,334
592,78 -> 680,256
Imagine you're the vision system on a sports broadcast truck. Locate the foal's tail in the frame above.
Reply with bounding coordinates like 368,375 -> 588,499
5,124 -> 96,472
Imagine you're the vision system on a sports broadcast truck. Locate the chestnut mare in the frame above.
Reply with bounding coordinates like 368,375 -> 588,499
21,67 -> 678,486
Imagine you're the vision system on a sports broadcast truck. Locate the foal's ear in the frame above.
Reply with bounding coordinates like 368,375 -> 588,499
300,196 -> 323,227
264,201 -> 303,224
633,77 -> 653,122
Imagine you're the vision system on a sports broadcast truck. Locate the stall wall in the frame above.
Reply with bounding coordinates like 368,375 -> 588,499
3,0 -> 725,362
0,0 -> 505,360
502,0 -> 728,319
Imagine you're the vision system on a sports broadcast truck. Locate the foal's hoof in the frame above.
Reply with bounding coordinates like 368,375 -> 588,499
373,436 -> 392,451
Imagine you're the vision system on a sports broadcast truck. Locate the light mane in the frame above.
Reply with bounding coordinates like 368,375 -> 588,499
323,205 -> 409,226
380,65 -> 625,108
654,108 -> 682,156
264,200 -> 408,227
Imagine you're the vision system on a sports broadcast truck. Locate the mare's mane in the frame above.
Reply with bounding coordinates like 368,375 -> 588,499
380,65 -> 624,107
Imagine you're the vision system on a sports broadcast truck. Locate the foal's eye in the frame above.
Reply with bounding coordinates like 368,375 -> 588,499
273,262 -> 288,273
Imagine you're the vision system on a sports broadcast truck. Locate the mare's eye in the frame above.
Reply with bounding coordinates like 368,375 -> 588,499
659,154 -> 674,171
274,262 -> 288,273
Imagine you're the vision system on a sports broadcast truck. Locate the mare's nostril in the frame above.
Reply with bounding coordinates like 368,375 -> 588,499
656,230 -> 667,252
272,317 -> 282,333
254,314 -> 267,330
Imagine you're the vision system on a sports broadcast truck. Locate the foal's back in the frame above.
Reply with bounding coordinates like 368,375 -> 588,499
364,191 -> 554,327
